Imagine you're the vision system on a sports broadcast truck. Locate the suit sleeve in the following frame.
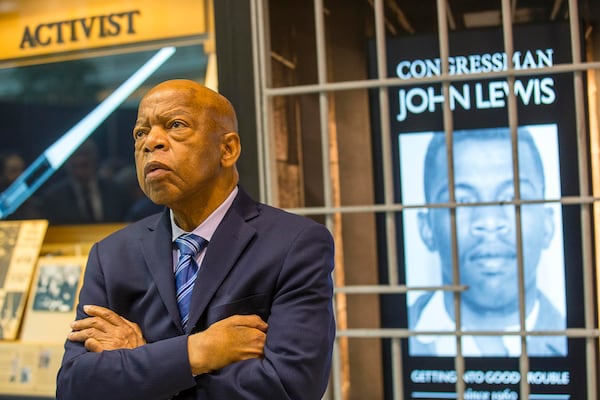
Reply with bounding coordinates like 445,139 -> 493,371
56,243 -> 198,400
196,223 -> 336,399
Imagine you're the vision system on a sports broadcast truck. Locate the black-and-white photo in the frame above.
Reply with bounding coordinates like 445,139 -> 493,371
399,124 -> 567,357
0,224 -> 19,288
33,264 -> 81,312
0,291 -> 23,339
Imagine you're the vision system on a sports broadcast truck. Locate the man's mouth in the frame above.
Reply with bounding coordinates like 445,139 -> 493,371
144,161 -> 170,177
468,248 -> 516,271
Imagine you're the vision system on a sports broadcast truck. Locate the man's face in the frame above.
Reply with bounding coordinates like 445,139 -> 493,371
3,155 -> 24,183
419,135 -> 554,312
132,85 -> 223,209
67,152 -> 96,183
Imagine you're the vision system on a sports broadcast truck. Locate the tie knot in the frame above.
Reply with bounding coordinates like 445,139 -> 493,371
174,233 -> 207,257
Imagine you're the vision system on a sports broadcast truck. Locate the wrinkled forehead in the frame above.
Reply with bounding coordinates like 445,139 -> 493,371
136,80 -> 237,133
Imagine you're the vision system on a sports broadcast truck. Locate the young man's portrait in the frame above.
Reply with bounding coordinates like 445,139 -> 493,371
399,125 -> 567,357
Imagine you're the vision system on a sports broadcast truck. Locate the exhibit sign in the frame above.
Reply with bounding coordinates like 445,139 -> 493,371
371,22 -> 591,399
0,0 -> 210,63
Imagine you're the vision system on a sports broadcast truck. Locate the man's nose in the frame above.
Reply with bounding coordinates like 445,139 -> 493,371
143,127 -> 168,152
469,205 -> 512,236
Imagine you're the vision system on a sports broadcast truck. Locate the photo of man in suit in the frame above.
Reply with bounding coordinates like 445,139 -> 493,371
57,79 -> 336,399
41,140 -> 131,225
401,126 -> 567,357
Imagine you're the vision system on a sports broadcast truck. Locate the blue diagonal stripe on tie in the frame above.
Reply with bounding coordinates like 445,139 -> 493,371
174,233 -> 207,329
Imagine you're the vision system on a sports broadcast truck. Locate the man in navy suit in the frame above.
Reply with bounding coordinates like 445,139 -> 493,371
41,140 -> 131,224
57,79 -> 335,399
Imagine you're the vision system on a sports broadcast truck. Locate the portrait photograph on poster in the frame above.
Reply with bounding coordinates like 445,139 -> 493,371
399,124 -> 567,358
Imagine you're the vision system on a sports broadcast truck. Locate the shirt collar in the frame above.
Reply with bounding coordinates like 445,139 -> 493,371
170,186 -> 238,242
413,290 -> 541,356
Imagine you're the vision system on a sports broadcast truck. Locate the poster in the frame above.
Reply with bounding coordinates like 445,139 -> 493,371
372,22 -> 590,399
0,220 -> 48,340
401,125 -> 566,358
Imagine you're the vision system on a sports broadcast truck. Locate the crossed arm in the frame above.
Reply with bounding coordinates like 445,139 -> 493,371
68,305 -> 267,375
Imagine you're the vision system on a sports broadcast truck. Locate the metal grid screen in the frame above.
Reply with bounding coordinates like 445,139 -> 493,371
249,0 -> 600,399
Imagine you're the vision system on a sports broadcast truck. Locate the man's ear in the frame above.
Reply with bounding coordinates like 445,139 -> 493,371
221,132 -> 241,167
417,210 -> 436,251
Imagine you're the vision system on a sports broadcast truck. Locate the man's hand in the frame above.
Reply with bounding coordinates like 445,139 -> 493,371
188,314 -> 268,375
68,305 -> 146,352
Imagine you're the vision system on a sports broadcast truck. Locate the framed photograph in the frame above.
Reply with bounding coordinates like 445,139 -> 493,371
20,256 -> 86,343
0,220 -> 48,341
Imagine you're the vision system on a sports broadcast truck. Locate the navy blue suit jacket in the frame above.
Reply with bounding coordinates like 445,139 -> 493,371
57,187 -> 335,399
42,177 -> 130,224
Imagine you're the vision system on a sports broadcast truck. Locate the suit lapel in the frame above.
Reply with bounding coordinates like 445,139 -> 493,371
186,188 -> 258,333
140,210 -> 183,330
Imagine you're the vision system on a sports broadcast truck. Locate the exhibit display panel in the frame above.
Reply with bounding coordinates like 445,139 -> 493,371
0,1 -> 214,397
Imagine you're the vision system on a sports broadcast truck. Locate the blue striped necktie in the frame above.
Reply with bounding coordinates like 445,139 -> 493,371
174,233 -> 208,330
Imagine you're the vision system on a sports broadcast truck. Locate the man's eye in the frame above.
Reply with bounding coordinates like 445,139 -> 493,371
170,121 -> 184,129
498,194 -> 515,202
133,130 -> 146,139
455,193 -> 476,204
